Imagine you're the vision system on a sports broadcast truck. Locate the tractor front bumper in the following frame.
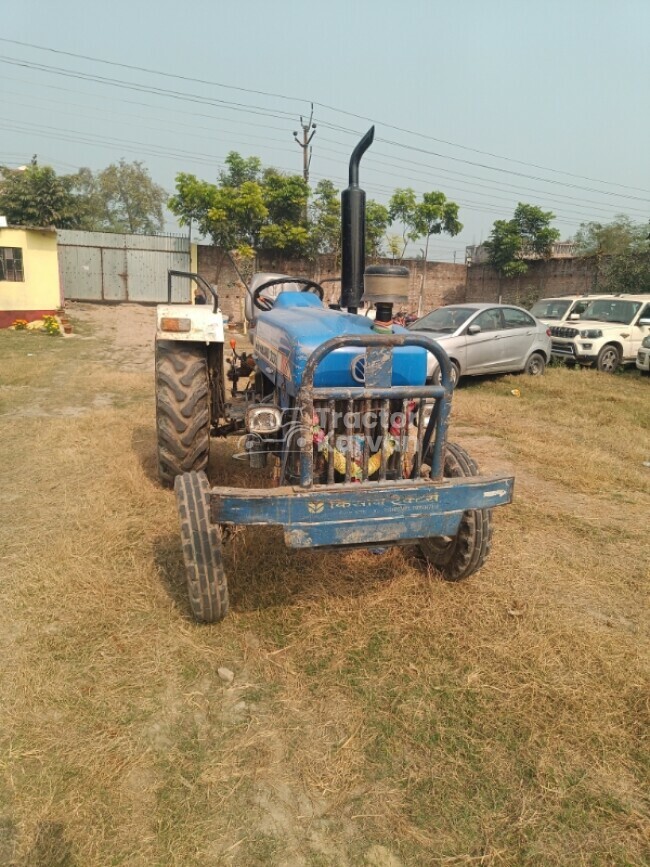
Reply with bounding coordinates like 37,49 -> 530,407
209,476 -> 514,549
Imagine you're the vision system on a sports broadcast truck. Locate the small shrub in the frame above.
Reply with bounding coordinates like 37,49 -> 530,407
42,315 -> 61,336
12,319 -> 29,330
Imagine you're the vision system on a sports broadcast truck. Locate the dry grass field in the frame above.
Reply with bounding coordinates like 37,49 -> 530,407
1,304 -> 648,867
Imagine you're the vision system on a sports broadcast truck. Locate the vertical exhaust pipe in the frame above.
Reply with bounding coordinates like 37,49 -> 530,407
341,126 -> 375,313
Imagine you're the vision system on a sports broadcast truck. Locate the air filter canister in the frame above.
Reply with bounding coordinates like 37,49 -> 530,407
362,265 -> 410,305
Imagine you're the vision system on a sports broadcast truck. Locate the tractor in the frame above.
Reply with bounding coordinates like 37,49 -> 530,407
155,128 -> 514,623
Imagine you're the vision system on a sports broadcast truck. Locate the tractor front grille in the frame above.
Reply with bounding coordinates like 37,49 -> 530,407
311,397 -> 428,484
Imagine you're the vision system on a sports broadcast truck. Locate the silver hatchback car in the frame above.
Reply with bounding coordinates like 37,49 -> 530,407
409,302 -> 552,386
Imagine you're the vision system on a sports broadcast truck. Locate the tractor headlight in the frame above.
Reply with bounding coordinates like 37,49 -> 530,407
642,335 -> 650,349
246,406 -> 283,434
579,329 -> 602,339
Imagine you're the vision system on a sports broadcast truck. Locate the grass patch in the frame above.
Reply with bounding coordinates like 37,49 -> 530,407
1,309 -> 648,866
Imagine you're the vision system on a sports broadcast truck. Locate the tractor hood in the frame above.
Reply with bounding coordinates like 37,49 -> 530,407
253,292 -> 427,395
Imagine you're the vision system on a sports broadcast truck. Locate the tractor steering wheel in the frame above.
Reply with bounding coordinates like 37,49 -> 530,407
252,277 -> 324,311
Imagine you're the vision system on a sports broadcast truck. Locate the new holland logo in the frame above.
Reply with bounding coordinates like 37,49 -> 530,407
351,353 -> 366,383
307,501 -> 325,514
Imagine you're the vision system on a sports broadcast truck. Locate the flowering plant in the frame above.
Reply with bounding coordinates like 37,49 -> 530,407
42,315 -> 61,335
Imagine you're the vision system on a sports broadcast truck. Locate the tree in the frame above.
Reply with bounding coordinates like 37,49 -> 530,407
219,152 -> 262,187
310,179 -> 341,257
485,203 -> 560,281
574,215 -> 648,258
69,160 -> 166,233
365,200 -> 390,257
0,158 -> 84,228
94,160 -> 165,233
512,203 -> 560,258
388,187 -> 418,259
388,188 -> 462,312
574,216 -> 650,292
411,192 -> 462,313
169,154 -> 310,258
386,233 -> 403,261
599,250 -> 650,294
259,168 -> 310,256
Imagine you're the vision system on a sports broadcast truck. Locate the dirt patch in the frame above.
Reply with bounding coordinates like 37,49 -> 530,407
65,301 -> 156,370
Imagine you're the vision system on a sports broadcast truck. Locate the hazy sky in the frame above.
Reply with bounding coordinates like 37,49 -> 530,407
2,0 -> 649,260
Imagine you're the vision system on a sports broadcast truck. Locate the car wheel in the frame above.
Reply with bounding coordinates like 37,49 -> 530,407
596,344 -> 621,374
524,352 -> 546,376
434,360 -> 460,388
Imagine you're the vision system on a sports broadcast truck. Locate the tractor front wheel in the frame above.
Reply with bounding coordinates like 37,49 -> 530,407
156,341 -> 210,487
175,471 -> 229,623
418,443 -> 492,581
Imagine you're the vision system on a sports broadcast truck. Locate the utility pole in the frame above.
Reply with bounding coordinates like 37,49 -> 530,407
293,104 -> 317,184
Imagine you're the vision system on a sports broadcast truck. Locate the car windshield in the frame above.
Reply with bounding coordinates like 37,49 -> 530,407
409,307 -> 476,333
580,299 -> 642,324
530,299 -> 571,320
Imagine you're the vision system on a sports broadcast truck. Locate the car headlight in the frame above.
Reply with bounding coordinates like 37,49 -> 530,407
642,335 -> 650,349
579,329 -> 603,339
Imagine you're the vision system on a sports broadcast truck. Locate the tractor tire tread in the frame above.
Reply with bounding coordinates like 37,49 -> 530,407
156,342 -> 210,487
419,442 -> 492,581
175,471 -> 228,623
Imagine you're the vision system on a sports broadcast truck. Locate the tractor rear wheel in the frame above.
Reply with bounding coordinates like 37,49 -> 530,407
175,471 -> 229,623
156,341 -> 210,487
418,443 -> 492,581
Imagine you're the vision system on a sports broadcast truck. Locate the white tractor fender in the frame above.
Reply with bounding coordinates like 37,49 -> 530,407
155,304 -> 225,344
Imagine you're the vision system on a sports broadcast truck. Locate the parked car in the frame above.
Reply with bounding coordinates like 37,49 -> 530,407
408,303 -> 552,386
549,295 -> 650,372
635,333 -> 650,374
530,294 -> 618,325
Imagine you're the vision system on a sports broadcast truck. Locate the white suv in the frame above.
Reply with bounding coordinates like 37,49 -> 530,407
530,294 -> 617,325
637,334 -> 650,374
549,295 -> 650,372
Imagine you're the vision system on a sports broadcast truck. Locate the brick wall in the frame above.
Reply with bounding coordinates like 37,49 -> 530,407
196,244 -> 466,324
466,257 -> 598,306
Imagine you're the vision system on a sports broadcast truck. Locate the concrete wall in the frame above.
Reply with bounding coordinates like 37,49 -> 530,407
196,244 -> 466,323
0,227 -> 60,327
466,256 -> 598,306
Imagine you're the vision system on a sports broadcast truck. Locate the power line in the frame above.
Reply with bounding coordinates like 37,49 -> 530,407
1,35 -> 647,195
5,79 -> 642,222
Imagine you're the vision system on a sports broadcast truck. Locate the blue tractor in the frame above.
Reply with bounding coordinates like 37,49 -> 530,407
155,128 -> 514,623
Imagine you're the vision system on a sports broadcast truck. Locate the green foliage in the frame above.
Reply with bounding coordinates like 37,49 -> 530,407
309,179 -> 341,256
599,251 -> 650,294
485,203 -> 560,279
169,174 -> 267,252
93,160 -> 165,233
260,169 -> 310,256
575,216 -> 650,294
385,233 -> 403,261
412,191 -> 462,241
388,187 -> 418,258
219,151 -> 262,186
575,216 -> 649,258
388,187 -> 461,262
42,315 -> 61,336
484,219 -> 528,278
0,158 -> 84,228
169,155 -> 310,257
70,160 -> 165,233
512,203 -> 560,257
365,200 -> 390,257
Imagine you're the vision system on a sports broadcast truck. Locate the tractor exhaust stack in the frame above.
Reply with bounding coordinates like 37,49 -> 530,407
341,126 -> 375,313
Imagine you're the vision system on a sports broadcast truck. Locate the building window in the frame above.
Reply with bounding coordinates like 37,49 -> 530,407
0,247 -> 25,281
